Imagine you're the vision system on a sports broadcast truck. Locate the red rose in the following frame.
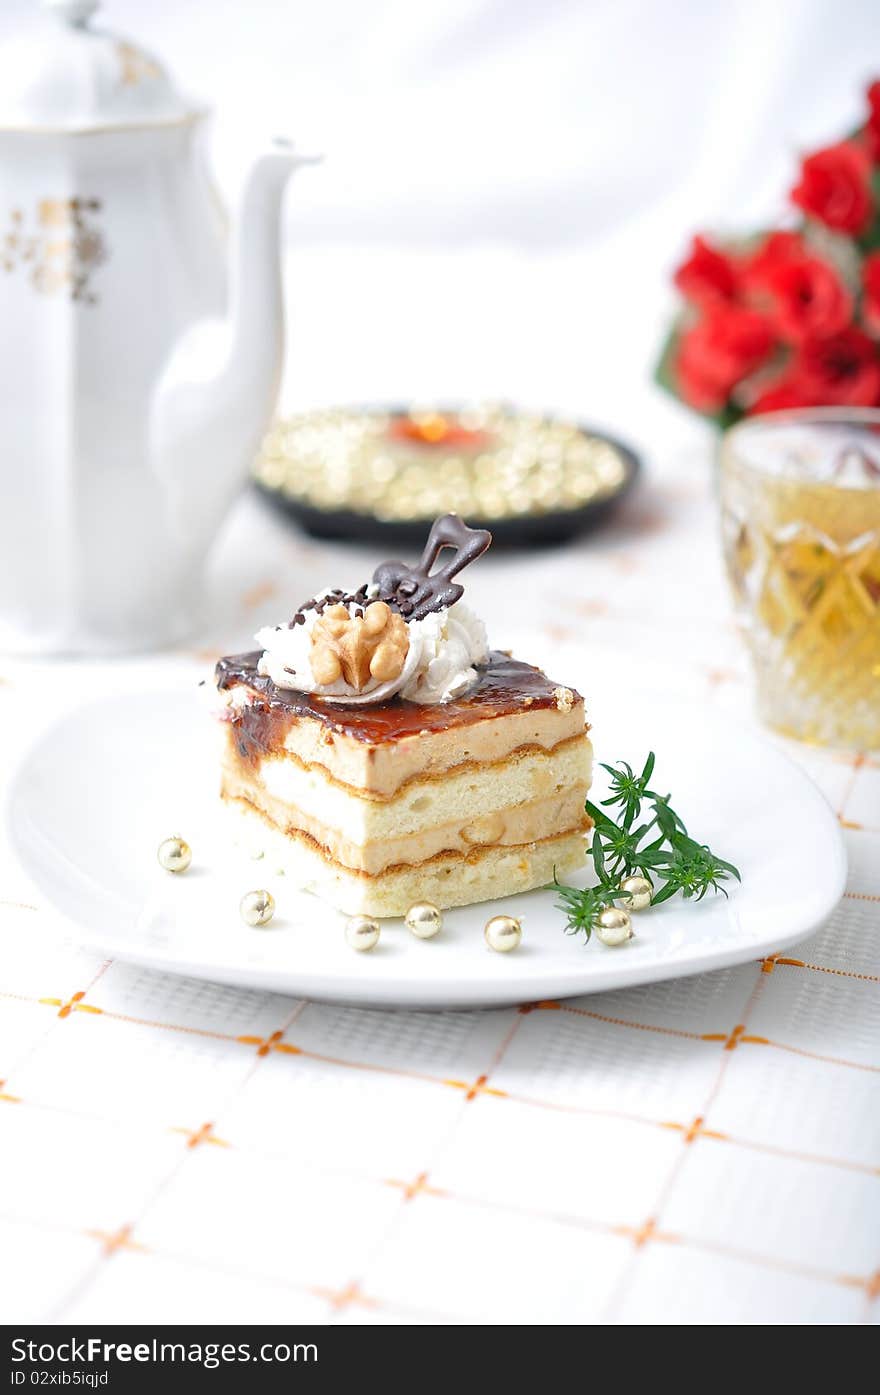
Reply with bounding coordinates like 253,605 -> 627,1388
751,375 -> 813,414
741,231 -> 807,289
796,328 -> 880,406
676,307 -> 774,411
673,235 -> 740,306
761,255 -> 853,343
866,80 -> 880,161
753,379 -> 808,410
791,141 -> 873,234
862,251 -> 880,333
751,328 -> 880,413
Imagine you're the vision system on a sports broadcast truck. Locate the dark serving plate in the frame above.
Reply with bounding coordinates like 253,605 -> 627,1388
252,405 -> 641,549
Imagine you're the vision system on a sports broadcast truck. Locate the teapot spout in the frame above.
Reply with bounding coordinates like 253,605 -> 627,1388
151,140 -> 319,544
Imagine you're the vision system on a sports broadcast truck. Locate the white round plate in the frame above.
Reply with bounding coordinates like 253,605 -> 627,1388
7,686 -> 846,1009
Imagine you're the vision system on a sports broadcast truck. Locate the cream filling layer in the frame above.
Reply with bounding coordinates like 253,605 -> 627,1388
240,738 -> 593,843
222,778 -> 590,874
221,680 -> 588,797
225,799 -> 587,917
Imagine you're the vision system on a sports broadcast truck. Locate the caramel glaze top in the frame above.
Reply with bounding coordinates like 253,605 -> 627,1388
215,650 -> 581,758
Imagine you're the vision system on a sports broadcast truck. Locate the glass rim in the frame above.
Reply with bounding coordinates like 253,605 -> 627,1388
724,405 -> 880,441
721,406 -> 880,484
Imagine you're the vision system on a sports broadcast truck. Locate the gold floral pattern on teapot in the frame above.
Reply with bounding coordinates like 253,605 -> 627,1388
116,41 -> 163,88
1,198 -> 108,304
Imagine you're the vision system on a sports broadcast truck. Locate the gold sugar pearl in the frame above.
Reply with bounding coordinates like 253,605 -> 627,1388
595,906 -> 633,946
404,902 -> 443,939
484,914 -> 522,953
620,875 -> 653,911
157,836 -> 192,873
240,889 -> 275,927
346,915 -> 381,951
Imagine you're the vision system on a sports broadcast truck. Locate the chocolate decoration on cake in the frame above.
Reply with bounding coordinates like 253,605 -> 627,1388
216,650 -> 569,744
371,514 -> 492,620
286,514 -> 492,629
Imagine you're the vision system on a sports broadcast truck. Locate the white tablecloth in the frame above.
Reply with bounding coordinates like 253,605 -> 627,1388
1,412 -> 877,1326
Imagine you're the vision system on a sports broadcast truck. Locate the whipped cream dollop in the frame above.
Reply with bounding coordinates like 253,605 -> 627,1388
256,590 -> 489,706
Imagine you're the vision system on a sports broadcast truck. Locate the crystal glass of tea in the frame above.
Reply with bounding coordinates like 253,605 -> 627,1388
721,409 -> 880,750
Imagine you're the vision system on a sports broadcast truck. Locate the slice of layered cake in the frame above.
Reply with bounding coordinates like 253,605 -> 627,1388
215,516 -> 592,916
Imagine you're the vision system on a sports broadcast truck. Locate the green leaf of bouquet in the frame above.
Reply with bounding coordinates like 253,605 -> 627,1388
654,323 -> 682,397
858,170 -> 880,252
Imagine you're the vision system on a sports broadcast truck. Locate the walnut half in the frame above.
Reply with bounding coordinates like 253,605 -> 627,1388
310,601 -> 409,691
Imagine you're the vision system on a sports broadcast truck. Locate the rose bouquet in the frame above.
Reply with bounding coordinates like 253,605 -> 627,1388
656,81 -> 880,426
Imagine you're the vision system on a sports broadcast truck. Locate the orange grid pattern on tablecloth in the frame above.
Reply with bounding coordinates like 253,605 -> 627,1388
0,451 -> 878,1326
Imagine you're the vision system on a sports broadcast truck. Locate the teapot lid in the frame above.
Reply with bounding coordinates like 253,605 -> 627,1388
0,1 -> 205,132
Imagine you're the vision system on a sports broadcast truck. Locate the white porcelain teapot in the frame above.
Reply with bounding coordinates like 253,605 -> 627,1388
0,0 -> 316,653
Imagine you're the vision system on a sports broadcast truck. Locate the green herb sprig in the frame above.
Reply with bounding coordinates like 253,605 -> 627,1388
555,752 -> 740,942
